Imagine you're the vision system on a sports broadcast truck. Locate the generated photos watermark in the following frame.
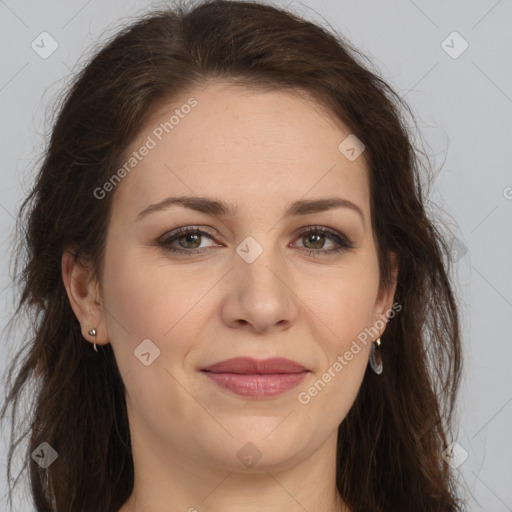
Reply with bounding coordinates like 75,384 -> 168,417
297,301 -> 402,404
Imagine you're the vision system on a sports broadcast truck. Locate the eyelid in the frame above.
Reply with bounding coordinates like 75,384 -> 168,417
291,225 -> 350,242
157,225 -> 219,246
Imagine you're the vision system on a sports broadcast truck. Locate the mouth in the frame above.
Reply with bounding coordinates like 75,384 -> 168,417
200,357 -> 310,398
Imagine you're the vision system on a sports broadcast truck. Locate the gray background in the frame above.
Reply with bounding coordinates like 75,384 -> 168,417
1,0 -> 511,510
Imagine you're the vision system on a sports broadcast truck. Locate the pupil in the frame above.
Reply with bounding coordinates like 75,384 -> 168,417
180,234 -> 200,248
305,233 -> 324,249
177,233 -> 326,250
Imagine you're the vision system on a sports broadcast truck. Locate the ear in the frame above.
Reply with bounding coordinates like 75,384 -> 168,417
373,252 -> 399,338
61,249 -> 109,348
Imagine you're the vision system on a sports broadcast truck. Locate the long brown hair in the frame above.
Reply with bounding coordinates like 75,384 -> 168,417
1,1 -> 463,510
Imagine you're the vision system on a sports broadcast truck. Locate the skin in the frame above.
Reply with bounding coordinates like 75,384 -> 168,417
62,81 -> 397,512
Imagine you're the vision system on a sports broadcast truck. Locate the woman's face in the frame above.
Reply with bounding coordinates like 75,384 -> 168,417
95,82 -> 396,473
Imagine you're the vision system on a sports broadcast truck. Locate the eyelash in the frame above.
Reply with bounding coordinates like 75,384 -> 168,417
157,225 -> 354,257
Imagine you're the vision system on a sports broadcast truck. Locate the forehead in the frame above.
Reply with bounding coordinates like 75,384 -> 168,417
110,82 -> 370,219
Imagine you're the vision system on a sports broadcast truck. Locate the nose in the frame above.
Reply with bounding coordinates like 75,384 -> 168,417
220,239 -> 298,334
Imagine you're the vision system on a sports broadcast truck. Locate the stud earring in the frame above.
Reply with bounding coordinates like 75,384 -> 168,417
88,328 -> 98,352
369,337 -> 382,374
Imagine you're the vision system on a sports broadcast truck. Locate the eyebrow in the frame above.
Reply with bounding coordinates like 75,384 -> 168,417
136,196 -> 365,226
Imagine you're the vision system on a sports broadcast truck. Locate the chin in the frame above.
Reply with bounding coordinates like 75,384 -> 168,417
195,420 -> 310,471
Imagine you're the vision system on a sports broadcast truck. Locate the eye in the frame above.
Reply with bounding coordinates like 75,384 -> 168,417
157,225 -> 354,257
291,226 -> 353,256
157,226 -> 219,255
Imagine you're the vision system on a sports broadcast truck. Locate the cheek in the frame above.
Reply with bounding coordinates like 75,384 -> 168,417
101,248 -> 219,372
297,262 -> 379,419
101,253 -> 217,426
305,257 -> 380,351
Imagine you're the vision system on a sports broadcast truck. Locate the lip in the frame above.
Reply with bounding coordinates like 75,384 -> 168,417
201,357 -> 310,398
202,357 -> 308,374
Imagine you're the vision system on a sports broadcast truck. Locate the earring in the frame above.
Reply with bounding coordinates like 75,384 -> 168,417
369,337 -> 382,374
88,328 -> 98,352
